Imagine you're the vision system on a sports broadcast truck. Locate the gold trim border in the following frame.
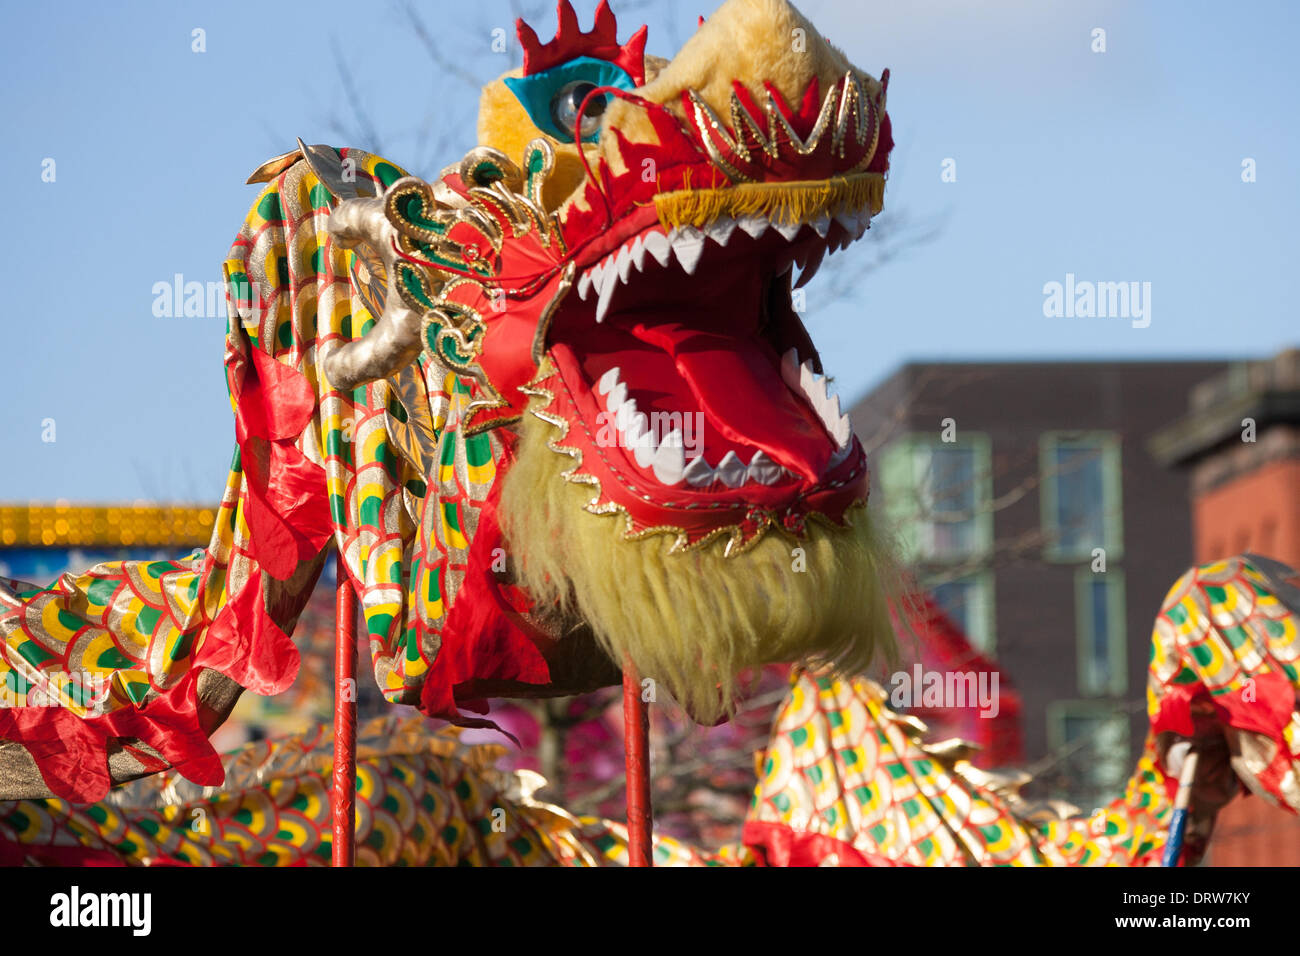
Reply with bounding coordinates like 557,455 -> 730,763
0,504 -> 217,549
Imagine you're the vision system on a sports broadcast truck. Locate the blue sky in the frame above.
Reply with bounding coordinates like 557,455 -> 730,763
2,0 -> 1295,502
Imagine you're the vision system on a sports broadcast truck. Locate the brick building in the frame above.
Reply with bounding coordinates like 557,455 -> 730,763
1150,348 -> 1300,865
851,360 -> 1227,810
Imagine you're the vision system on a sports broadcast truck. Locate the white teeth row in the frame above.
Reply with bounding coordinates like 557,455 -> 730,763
596,366 -> 795,488
574,207 -> 875,323
598,365 -> 686,484
780,349 -> 853,452
684,447 -> 788,489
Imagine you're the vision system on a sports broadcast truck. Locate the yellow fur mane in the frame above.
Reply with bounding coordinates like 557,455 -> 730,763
499,409 -> 900,723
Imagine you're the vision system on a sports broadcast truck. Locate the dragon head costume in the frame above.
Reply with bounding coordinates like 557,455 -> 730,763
313,0 -> 898,720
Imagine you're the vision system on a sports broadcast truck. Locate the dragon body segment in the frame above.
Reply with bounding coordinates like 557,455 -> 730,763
4,554 -> 1295,867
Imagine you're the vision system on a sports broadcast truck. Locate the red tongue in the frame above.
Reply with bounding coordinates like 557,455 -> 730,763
629,322 -> 833,482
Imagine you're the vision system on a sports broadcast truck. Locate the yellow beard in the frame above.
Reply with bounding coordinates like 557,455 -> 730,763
499,408 -> 900,723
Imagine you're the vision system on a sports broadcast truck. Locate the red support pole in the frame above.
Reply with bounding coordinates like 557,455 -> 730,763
622,663 -> 653,867
332,571 -> 358,867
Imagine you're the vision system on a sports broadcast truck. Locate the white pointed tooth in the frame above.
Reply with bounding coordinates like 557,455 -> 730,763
615,244 -> 634,283
821,392 -> 843,432
577,269 -> 594,301
634,439 -> 656,470
747,450 -> 783,485
614,397 -> 638,433
834,413 -> 852,448
812,376 -> 832,409
780,348 -> 801,391
810,213 -> 830,237
773,220 -> 802,241
627,413 -> 656,468
670,227 -> 706,275
623,409 -> 646,441
798,366 -> 850,447
715,450 -> 748,488
643,231 -> 671,267
606,381 -> 627,413
833,210 -> 858,233
597,366 -> 621,396
799,360 -> 820,404
816,379 -> 837,413
651,428 -> 685,484
684,454 -> 715,487
737,215 -> 769,240
630,235 -> 648,271
799,363 -> 833,429
794,244 -> 826,289
802,363 -> 831,408
595,264 -> 620,323
704,216 -> 736,246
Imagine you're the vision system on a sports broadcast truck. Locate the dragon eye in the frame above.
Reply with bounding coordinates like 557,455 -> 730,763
504,55 -> 636,144
551,81 -> 609,141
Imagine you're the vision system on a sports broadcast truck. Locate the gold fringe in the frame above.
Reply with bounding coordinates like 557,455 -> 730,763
654,172 -> 885,230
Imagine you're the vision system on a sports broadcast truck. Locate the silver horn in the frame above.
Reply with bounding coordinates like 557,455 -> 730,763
322,195 -> 425,391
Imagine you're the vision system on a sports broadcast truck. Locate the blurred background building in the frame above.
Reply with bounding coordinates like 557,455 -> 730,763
1150,348 -> 1300,865
853,350 -> 1299,863
851,359 -> 1226,811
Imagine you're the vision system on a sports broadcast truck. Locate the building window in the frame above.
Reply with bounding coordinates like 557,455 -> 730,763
1075,569 -> 1127,696
879,434 -> 993,563
928,570 -> 997,655
1046,702 -> 1131,812
1040,432 -> 1123,562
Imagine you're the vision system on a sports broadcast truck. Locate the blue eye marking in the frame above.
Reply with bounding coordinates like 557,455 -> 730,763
504,56 -> 637,143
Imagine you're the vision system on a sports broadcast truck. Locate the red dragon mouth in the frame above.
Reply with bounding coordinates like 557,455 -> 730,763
547,204 -> 869,497
505,61 -> 891,549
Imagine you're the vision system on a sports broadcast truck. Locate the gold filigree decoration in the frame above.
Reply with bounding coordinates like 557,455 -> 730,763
686,72 -> 882,183
384,140 -> 567,435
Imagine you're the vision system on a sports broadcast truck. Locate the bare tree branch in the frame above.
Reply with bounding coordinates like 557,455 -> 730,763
817,205 -> 948,303
328,36 -> 386,156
